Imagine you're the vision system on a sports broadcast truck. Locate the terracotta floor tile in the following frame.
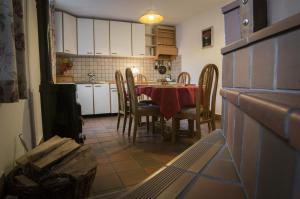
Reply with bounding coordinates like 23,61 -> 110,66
97,163 -> 116,176
117,168 -> 148,187
112,159 -> 142,172
83,116 -> 221,196
92,173 -> 123,194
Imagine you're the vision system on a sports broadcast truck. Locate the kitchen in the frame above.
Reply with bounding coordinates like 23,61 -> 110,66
0,0 -> 300,199
54,11 -> 182,116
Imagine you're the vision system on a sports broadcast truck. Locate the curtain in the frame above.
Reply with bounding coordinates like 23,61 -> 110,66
49,0 -> 56,83
0,0 -> 27,102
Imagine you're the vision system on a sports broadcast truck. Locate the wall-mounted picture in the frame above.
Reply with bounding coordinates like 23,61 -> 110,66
202,26 -> 213,48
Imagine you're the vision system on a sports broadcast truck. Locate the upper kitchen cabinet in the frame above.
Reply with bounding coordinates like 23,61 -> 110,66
55,11 -> 63,52
63,12 -> 77,54
94,20 -> 110,56
110,21 -> 132,56
132,23 -> 146,56
77,18 -> 94,55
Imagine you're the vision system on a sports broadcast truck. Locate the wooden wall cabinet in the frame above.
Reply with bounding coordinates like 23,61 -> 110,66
55,11 -> 63,52
63,12 -> 77,54
94,20 -> 110,56
110,21 -> 132,56
132,23 -> 146,56
77,18 -> 94,55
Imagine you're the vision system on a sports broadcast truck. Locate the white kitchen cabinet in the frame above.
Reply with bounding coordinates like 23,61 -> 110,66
63,12 -> 77,54
94,20 -> 110,56
110,85 -> 118,113
77,18 -> 94,55
132,23 -> 145,56
76,84 -> 94,115
110,21 -> 132,56
55,11 -> 63,52
94,84 -> 110,114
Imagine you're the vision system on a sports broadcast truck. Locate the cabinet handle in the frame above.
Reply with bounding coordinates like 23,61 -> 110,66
140,54 -> 145,55
111,53 -> 117,55
96,52 -> 102,55
87,52 -> 93,54
94,85 -> 101,87
85,86 -> 92,87
65,49 -> 70,52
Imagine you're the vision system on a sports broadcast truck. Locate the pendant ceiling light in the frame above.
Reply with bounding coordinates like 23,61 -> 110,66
139,0 -> 164,24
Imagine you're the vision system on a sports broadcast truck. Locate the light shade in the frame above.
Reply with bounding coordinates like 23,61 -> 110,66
139,10 -> 164,24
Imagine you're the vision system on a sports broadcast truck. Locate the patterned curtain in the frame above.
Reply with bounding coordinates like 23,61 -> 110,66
49,0 -> 56,83
0,0 -> 27,102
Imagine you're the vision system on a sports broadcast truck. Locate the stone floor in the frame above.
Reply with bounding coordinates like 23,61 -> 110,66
83,115 -> 220,197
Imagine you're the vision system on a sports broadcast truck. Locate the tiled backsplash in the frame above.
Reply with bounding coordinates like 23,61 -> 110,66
58,56 -> 181,82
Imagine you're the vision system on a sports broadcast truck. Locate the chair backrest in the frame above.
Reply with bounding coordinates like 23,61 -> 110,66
126,68 -> 138,114
177,72 -> 191,84
196,64 -> 219,120
115,70 -> 127,112
134,74 -> 148,84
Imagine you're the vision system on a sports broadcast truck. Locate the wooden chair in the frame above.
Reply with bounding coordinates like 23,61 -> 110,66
177,72 -> 191,84
126,68 -> 165,143
134,74 -> 148,84
172,64 -> 219,143
115,70 -> 129,134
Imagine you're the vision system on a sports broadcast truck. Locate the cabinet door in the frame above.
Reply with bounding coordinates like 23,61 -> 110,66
94,20 -> 110,56
110,21 -> 132,56
55,11 -> 63,52
77,18 -> 94,55
76,84 -> 94,115
110,88 -> 118,113
63,13 -> 77,54
132,23 -> 145,56
94,84 -> 110,114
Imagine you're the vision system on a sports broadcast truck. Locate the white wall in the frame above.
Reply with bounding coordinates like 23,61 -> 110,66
0,0 -> 42,173
176,3 -> 229,115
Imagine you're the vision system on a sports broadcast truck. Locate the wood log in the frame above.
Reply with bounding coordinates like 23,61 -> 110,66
32,140 -> 80,171
15,175 -> 38,187
16,136 -> 71,165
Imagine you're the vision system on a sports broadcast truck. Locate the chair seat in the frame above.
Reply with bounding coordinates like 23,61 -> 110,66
137,104 -> 161,116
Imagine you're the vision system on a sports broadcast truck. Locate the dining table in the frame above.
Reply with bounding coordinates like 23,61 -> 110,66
136,84 -> 199,120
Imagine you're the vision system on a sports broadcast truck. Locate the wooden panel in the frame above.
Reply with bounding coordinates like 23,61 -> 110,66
63,13 -> 77,54
132,23 -> 146,56
157,46 -> 178,56
110,21 -> 132,56
55,11 -> 63,52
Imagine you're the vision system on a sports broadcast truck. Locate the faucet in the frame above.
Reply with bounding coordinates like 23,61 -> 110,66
88,72 -> 96,83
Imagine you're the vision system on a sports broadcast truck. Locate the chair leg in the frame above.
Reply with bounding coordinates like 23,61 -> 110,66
196,119 -> 202,139
117,113 -> 121,131
133,116 -> 138,144
152,116 -> 157,134
146,116 -> 150,134
122,112 -> 128,134
160,116 -> 165,137
172,118 -> 179,143
211,118 -> 216,130
208,122 -> 212,133
188,119 -> 194,137
128,115 -> 133,137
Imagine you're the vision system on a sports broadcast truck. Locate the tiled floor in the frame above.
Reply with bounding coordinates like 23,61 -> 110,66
84,116 -> 220,197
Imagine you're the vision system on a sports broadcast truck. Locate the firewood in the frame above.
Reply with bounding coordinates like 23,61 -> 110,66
32,140 -> 80,171
15,175 -> 38,187
16,136 -> 71,165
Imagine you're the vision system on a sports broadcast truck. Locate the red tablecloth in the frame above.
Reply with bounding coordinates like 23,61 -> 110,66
136,85 -> 198,119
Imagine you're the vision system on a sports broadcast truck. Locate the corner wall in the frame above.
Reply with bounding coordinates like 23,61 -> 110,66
176,1 -> 230,115
0,0 -> 42,173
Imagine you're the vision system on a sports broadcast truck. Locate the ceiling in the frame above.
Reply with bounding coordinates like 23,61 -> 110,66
55,0 -> 230,25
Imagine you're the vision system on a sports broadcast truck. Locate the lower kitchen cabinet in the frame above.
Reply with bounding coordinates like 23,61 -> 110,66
76,83 -> 111,115
110,85 -> 118,113
94,84 -> 110,114
76,84 -> 94,115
